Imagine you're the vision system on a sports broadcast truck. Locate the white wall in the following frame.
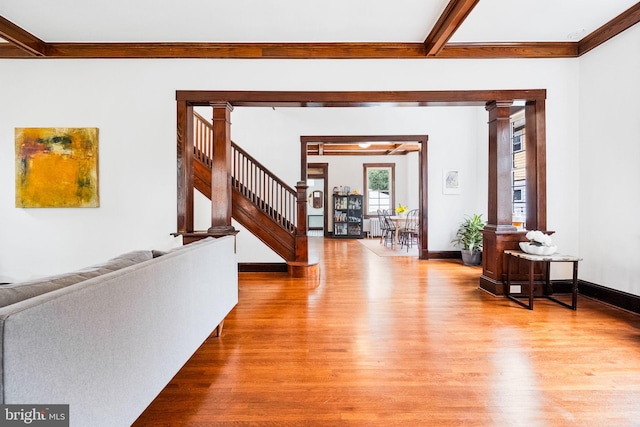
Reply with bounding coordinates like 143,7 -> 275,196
1,57 -> 581,283
578,24 -> 640,296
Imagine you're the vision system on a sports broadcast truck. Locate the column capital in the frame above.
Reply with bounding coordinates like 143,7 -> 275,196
210,102 -> 234,112
485,100 -> 514,110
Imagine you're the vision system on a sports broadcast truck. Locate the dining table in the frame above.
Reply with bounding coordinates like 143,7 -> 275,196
388,215 -> 406,246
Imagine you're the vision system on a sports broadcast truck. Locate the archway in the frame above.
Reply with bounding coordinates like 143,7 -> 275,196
176,90 -> 547,293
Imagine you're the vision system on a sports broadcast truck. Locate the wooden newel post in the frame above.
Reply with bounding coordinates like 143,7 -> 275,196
208,102 -> 237,236
295,181 -> 308,262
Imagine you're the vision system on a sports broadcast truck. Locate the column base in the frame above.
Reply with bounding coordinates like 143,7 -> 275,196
287,260 -> 320,280
174,229 -> 239,245
207,225 -> 238,236
479,275 -> 504,295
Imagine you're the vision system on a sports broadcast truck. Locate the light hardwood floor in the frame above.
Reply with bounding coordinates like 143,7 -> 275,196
134,237 -> 640,426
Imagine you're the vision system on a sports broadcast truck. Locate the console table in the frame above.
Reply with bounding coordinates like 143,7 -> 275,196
504,250 -> 582,310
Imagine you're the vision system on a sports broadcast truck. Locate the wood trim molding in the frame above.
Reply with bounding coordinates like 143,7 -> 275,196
1,41 -> 581,59
0,43 -> 32,57
302,135 -> 429,143
424,0 -> 480,56
0,16 -> 46,56
438,42 -> 578,58
578,2 -> 640,56
238,263 -> 288,273
429,250 -> 461,259
1,3 -> 638,60
579,280 -> 640,315
36,42 -> 430,59
177,90 -> 546,107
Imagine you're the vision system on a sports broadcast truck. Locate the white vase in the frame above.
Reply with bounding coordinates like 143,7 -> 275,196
519,242 -> 557,255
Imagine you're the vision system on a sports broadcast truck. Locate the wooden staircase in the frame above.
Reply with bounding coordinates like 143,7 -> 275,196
192,113 -> 311,270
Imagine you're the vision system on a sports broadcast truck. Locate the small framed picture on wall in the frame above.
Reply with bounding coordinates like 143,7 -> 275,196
443,169 -> 461,195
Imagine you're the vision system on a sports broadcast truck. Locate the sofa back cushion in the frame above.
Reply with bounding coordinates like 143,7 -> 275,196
0,250 -> 153,308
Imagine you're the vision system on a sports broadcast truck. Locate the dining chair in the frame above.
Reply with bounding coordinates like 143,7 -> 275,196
399,209 -> 419,251
377,210 -> 392,246
381,209 -> 397,247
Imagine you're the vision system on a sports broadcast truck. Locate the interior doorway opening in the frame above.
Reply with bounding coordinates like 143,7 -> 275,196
301,135 -> 428,259
307,163 -> 328,237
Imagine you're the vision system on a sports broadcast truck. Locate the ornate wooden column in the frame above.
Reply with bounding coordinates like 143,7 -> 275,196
207,102 -> 237,236
525,99 -> 547,231
176,100 -> 194,234
295,181 -> 309,263
480,99 -> 548,294
480,100 -> 518,294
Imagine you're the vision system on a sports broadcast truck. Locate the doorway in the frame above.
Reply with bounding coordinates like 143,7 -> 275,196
301,135 -> 428,258
307,163 -> 329,237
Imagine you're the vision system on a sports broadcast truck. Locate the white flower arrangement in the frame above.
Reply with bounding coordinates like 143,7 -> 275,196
526,230 -> 553,247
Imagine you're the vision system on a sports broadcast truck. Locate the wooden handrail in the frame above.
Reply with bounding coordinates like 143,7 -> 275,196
193,112 -> 298,234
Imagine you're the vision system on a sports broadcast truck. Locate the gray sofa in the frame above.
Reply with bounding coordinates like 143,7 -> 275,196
0,235 -> 238,427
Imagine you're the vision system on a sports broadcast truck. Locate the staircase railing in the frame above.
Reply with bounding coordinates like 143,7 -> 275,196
194,112 -> 213,168
231,143 -> 297,233
193,112 -> 297,234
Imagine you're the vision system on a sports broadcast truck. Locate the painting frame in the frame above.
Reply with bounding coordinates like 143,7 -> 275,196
15,127 -> 100,208
442,169 -> 461,195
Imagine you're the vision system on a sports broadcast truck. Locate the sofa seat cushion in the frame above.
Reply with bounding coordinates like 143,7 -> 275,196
0,250 -> 153,308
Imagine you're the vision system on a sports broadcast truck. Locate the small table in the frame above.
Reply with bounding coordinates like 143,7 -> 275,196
504,250 -> 582,310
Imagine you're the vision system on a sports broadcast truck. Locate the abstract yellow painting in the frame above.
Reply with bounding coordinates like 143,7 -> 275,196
15,128 -> 99,208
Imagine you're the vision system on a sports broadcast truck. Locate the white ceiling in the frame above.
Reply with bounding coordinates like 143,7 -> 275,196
0,0 -> 638,44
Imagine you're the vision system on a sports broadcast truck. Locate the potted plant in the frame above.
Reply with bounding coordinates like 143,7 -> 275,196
451,214 -> 485,266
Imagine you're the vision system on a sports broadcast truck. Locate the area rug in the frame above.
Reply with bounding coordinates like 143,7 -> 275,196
357,238 -> 418,257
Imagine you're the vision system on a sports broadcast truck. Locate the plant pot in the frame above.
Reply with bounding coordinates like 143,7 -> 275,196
461,249 -> 482,266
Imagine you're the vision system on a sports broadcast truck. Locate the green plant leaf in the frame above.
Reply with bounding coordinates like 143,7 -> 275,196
451,213 -> 485,251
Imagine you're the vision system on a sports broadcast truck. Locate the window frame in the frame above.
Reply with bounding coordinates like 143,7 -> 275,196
363,163 -> 395,217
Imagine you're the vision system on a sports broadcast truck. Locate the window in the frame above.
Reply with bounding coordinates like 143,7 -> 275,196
511,111 -> 526,224
363,163 -> 395,216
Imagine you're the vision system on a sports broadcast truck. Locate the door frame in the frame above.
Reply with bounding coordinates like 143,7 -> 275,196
307,162 -> 329,237
301,135 -> 429,259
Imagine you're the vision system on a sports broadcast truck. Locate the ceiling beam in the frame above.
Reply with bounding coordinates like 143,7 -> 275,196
438,42 -> 578,58
303,135 -> 424,156
0,3 -> 635,61
424,0 -> 480,56
180,90 -> 547,108
0,43 -> 32,57
0,16 -> 47,56
40,42 -> 428,59
578,2 -> 640,56
301,135 -> 429,143
0,41 -> 578,60
387,144 -> 411,155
